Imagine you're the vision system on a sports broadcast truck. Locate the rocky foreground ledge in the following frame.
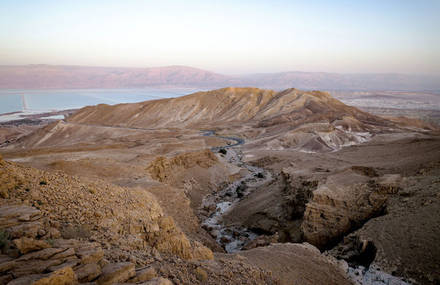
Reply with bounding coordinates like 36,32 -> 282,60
0,152 -> 183,284
0,154 -> 281,284
0,204 -> 172,285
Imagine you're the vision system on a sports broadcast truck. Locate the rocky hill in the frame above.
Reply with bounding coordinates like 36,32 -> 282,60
65,87 -> 406,152
10,87 -> 432,154
57,86 -> 425,130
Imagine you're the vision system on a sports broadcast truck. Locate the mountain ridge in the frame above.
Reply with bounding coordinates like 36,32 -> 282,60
1,65 -> 439,91
9,87 -> 434,154
56,87 -> 400,153
66,87 -> 379,128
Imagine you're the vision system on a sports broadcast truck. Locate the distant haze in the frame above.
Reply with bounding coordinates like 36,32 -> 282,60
0,0 -> 439,75
0,65 -> 439,91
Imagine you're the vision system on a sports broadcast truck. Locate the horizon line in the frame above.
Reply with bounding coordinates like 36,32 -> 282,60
1,63 -> 439,77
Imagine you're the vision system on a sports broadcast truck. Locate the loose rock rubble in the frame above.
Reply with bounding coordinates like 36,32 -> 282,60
0,154 -> 281,284
0,200 -> 280,284
0,203 -> 172,284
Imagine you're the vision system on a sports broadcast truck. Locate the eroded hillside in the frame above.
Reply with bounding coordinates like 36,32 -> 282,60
1,87 -> 439,284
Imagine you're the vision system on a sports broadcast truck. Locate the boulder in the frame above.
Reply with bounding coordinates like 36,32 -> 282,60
12,258 -> 64,277
191,241 -> 214,260
130,267 -> 157,283
7,221 -> 43,239
97,262 -> 135,285
75,243 -> 104,264
16,247 -> 65,261
13,237 -> 50,254
141,277 -> 173,285
0,258 -> 15,273
195,267 -> 208,282
47,257 -> 80,272
51,248 -> 75,260
47,227 -> 61,239
7,274 -> 45,285
32,267 -> 77,285
75,263 -> 101,282
52,239 -> 81,249
8,267 -> 77,285
0,205 -> 41,229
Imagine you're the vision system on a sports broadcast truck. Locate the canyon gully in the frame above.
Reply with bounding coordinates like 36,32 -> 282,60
199,130 -> 411,285
200,130 -> 273,252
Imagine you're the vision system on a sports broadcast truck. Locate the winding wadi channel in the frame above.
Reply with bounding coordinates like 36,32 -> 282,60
200,130 -> 273,252
199,130 -> 411,285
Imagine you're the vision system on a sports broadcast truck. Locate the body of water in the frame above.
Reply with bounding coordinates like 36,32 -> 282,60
0,88 -> 201,115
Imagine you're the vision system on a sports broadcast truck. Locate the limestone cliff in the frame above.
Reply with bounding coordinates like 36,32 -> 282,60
301,169 -> 388,249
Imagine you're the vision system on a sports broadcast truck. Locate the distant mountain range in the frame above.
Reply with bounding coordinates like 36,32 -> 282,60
0,64 -> 439,91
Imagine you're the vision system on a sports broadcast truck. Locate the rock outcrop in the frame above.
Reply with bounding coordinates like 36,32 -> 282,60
0,203 -> 277,284
147,149 -> 232,212
222,169 -> 318,243
236,243 -> 352,285
147,149 -> 219,184
0,203 -> 169,284
0,156 -> 213,263
301,169 -> 388,249
0,151 -> 284,284
329,162 -> 440,284
97,262 -> 135,285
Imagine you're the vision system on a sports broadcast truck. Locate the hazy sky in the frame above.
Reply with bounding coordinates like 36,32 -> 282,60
0,0 -> 439,74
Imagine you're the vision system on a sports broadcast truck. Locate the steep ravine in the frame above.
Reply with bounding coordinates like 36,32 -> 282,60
200,130 -> 273,252
200,130 -> 412,285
